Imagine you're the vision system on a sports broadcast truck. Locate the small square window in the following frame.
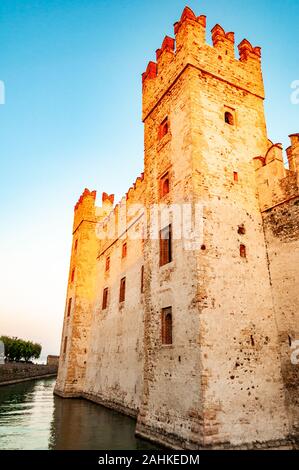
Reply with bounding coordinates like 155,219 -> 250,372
225,111 -> 234,125
224,106 -> 236,127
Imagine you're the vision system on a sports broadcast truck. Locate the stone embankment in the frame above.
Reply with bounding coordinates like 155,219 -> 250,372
0,363 -> 57,386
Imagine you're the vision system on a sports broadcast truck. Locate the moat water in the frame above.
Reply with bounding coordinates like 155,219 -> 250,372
0,377 -> 159,450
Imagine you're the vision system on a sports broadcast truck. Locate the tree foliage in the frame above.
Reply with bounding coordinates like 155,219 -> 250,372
0,336 -> 42,362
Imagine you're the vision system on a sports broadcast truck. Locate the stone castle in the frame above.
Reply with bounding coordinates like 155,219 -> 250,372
55,6 -> 299,449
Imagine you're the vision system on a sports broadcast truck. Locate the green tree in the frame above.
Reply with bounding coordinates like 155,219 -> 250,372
0,336 -> 42,362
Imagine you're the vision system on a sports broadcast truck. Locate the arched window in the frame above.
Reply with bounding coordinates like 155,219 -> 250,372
225,111 -> 234,125
162,178 -> 169,196
162,307 -> 173,345
160,171 -> 170,198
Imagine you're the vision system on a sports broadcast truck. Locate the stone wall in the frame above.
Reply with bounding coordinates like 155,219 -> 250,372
83,178 -> 146,416
0,363 -> 57,385
262,197 -> 299,438
47,355 -> 59,366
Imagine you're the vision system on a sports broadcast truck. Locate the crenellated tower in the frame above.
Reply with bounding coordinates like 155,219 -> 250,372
254,134 -> 299,440
55,189 -> 114,397
137,6 -> 290,449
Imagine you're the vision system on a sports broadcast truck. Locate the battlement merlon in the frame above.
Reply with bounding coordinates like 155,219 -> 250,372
142,6 -> 264,121
254,134 -> 299,211
287,133 -> 299,173
73,188 -> 115,233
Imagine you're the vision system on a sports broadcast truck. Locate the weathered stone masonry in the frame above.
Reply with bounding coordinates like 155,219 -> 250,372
55,7 -> 299,449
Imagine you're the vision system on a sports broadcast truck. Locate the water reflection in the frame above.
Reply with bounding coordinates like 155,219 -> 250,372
0,378 -> 54,450
0,378 -> 158,450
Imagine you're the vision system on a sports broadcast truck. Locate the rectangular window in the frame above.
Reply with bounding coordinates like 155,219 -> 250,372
63,336 -> 68,354
122,242 -> 127,258
105,256 -> 110,272
159,224 -> 172,266
240,244 -> 247,258
233,171 -> 239,182
102,288 -> 109,310
119,277 -> 126,302
141,265 -> 144,293
158,117 -> 169,140
162,307 -> 172,345
67,298 -> 72,317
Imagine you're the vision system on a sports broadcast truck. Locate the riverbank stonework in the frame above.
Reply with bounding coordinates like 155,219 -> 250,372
55,7 -> 299,449
0,363 -> 57,386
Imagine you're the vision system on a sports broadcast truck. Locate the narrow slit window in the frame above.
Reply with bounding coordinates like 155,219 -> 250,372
63,336 -> 68,354
71,268 -> 75,283
105,256 -> 110,272
122,242 -> 127,259
67,298 -> 72,317
162,307 -> 173,345
102,288 -> 109,310
233,171 -> 239,182
74,239 -> 78,252
119,277 -> 126,303
141,265 -> 144,293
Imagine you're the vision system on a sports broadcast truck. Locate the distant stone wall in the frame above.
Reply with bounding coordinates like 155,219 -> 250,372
0,363 -> 57,385
47,355 -> 59,366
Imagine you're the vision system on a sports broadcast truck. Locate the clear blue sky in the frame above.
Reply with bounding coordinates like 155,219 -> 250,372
0,0 -> 298,359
